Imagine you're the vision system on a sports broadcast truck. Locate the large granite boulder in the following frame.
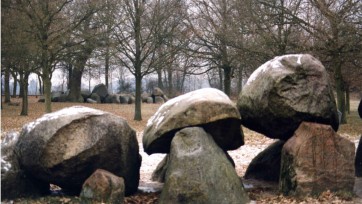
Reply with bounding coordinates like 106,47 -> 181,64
244,140 -> 285,182
143,88 -> 244,154
92,84 -> 109,102
237,54 -> 339,140
159,127 -> 249,204
1,132 -> 49,199
80,169 -> 125,204
14,106 -> 141,195
280,122 -> 355,197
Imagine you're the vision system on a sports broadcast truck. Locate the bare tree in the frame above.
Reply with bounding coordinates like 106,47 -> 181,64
114,0 -> 185,120
2,1 -> 40,115
289,0 -> 361,123
14,0 -> 98,113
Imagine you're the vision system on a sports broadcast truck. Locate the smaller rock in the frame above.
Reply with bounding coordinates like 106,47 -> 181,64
90,93 -> 101,103
155,96 -> 165,104
244,140 -> 285,182
51,91 -> 64,102
120,95 -> 129,104
146,97 -> 153,104
104,94 -> 121,104
128,96 -> 135,104
92,84 -> 109,101
1,132 -> 49,199
81,90 -> 92,102
151,155 -> 169,183
280,122 -> 355,197
152,87 -> 164,96
86,98 -> 98,104
80,169 -> 125,204
142,92 -> 151,102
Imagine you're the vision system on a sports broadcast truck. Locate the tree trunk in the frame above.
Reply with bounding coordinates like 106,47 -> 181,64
11,72 -> 18,98
19,72 -> 24,98
133,0 -> 142,121
43,73 -> 52,113
20,73 -> 29,116
67,64 -> 73,90
237,66 -> 243,95
157,69 -> 164,90
134,74 -> 142,121
67,68 -> 83,102
167,68 -> 173,97
4,68 -> 11,103
334,64 -> 346,124
218,68 -> 223,91
345,83 -> 350,114
105,46 -> 110,89
223,65 -> 231,96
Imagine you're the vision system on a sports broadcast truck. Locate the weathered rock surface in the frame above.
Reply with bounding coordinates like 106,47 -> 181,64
143,88 -> 244,154
1,132 -> 49,199
159,127 -> 249,204
81,90 -> 92,102
146,97 -> 153,104
152,87 -> 168,102
104,94 -> 121,104
86,98 -> 98,104
80,169 -> 125,204
90,93 -> 101,103
14,106 -> 141,195
155,96 -> 165,104
141,92 -> 151,102
237,54 -> 339,140
280,122 -> 355,197
244,140 -> 285,182
92,84 -> 108,102
151,155 -> 169,183
51,91 -> 67,102
356,135 -> 362,177
152,87 -> 164,96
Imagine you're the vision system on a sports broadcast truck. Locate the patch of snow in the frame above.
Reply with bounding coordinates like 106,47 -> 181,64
297,55 -> 302,65
24,106 -> 104,133
1,158 -> 12,172
1,132 -> 19,146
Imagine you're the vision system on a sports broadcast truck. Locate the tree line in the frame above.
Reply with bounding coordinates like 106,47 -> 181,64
1,0 -> 361,122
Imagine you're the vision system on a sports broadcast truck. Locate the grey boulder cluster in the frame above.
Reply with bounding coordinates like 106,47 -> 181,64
239,54 -> 355,197
45,84 -> 167,105
143,88 -> 249,204
1,106 -> 141,201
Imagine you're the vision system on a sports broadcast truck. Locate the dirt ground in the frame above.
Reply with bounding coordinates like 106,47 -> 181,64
1,96 -> 362,203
